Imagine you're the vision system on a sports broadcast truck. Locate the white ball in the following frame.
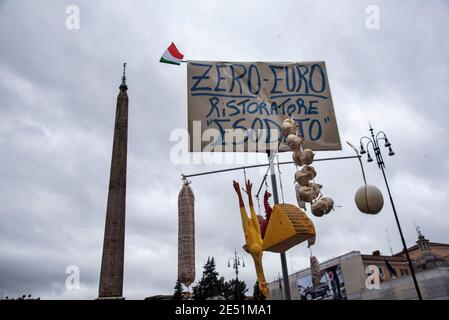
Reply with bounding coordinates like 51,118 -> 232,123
354,185 -> 384,215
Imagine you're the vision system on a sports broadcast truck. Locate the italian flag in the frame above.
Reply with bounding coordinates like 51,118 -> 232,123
160,42 -> 184,65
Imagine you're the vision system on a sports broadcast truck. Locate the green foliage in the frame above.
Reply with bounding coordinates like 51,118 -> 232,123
253,280 -> 266,300
224,278 -> 248,300
191,256 -> 249,300
192,257 -> 224,300
173,279 -> 183,300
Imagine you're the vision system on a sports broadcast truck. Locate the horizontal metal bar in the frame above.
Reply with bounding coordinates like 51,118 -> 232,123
181,155 -> 361,179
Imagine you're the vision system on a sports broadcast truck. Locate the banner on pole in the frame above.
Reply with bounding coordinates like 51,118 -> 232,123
187,61 -> 341,152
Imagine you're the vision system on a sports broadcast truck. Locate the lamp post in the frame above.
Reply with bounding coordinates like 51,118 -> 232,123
227,250 -> 245,300
359,124 -> 423,300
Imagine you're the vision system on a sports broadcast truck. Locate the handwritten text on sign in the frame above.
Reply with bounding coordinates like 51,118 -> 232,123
187,61 -> 341,152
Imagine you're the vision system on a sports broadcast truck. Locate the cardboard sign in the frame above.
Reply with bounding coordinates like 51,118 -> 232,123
187,61 -> 341,152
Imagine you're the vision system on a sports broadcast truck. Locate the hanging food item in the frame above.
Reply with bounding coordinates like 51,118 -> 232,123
178,180 -> 195,287
354,185 -> 384,215
346,141 -> 384,215
286,134 -> 304,151
282,118 -> 298,137
311,201 -> 325,217
310,256 -> 321,288
311,197 -> 334,217
292,150 -> 303,166
300,149 -> 315,165
295,165 -> 317,186
322,197 -> 334,209
263,204 -> 316,253
298,183 -> 320,203
284,115 -> 334,217
295,171 -> 309,187
310,183 -> 322,196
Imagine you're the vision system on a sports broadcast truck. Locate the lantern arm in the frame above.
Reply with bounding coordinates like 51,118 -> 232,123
360,137 -> 375,154
227,255 -> 245,268
359,136 -> 373,149
375,130 -> 388,143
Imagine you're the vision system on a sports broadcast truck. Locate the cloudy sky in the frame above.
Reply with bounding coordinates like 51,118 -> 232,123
1,0 -> 448,299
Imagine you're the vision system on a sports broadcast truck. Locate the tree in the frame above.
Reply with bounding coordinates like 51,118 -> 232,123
253,281 -> 266,300
224,278 -> 248,300
192,257 -> 224,300
222,279 -> 233,300
173,279 -> 183,300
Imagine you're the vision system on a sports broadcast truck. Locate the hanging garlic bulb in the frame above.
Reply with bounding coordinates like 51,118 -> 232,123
311,200 -> 325,217
298,185 -> 318,203
285,113 -> 334,217
310,183 -> 322,196
286,134 -> 304,151
292,150 -> 302,166
311,197 -> 334,217
295,165 -> 317,186
282,118 -> 297,137
300,149 -> 315,165
294,170 -> 310,186
322,197 -> 334,210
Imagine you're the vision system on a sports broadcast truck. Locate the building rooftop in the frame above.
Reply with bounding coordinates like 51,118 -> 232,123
393,242 -> 449,256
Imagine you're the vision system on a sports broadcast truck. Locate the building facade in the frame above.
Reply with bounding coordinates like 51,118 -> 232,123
268,232 -> 449,300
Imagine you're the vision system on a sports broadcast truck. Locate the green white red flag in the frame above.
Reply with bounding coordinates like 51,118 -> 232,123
160,42 -> 184,65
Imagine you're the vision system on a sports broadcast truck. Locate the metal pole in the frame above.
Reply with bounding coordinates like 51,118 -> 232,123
268,151 -> 291,300
380,165 -> 423,300
234,250 -> 239,300
367,126 -> 422,300
181,155 -> 360,179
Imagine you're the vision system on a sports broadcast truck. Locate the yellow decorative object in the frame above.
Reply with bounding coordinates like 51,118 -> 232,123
233,180 -> 269,299
263,204 -> 316,253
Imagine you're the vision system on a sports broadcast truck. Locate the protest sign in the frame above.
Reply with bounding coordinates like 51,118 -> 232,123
187,61 -> 341,152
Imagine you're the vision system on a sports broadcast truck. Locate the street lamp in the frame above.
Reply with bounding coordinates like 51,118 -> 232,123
227,250 -> 245,300
359,124 -> 422,300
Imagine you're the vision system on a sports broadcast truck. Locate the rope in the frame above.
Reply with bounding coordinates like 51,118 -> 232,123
346,141 -> 371,212
276,154 -> 285,204
256,135 -> 284,199
256,169 -> 270,199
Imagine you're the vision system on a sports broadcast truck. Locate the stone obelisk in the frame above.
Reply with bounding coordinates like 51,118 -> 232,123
98,64 -> 128,299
